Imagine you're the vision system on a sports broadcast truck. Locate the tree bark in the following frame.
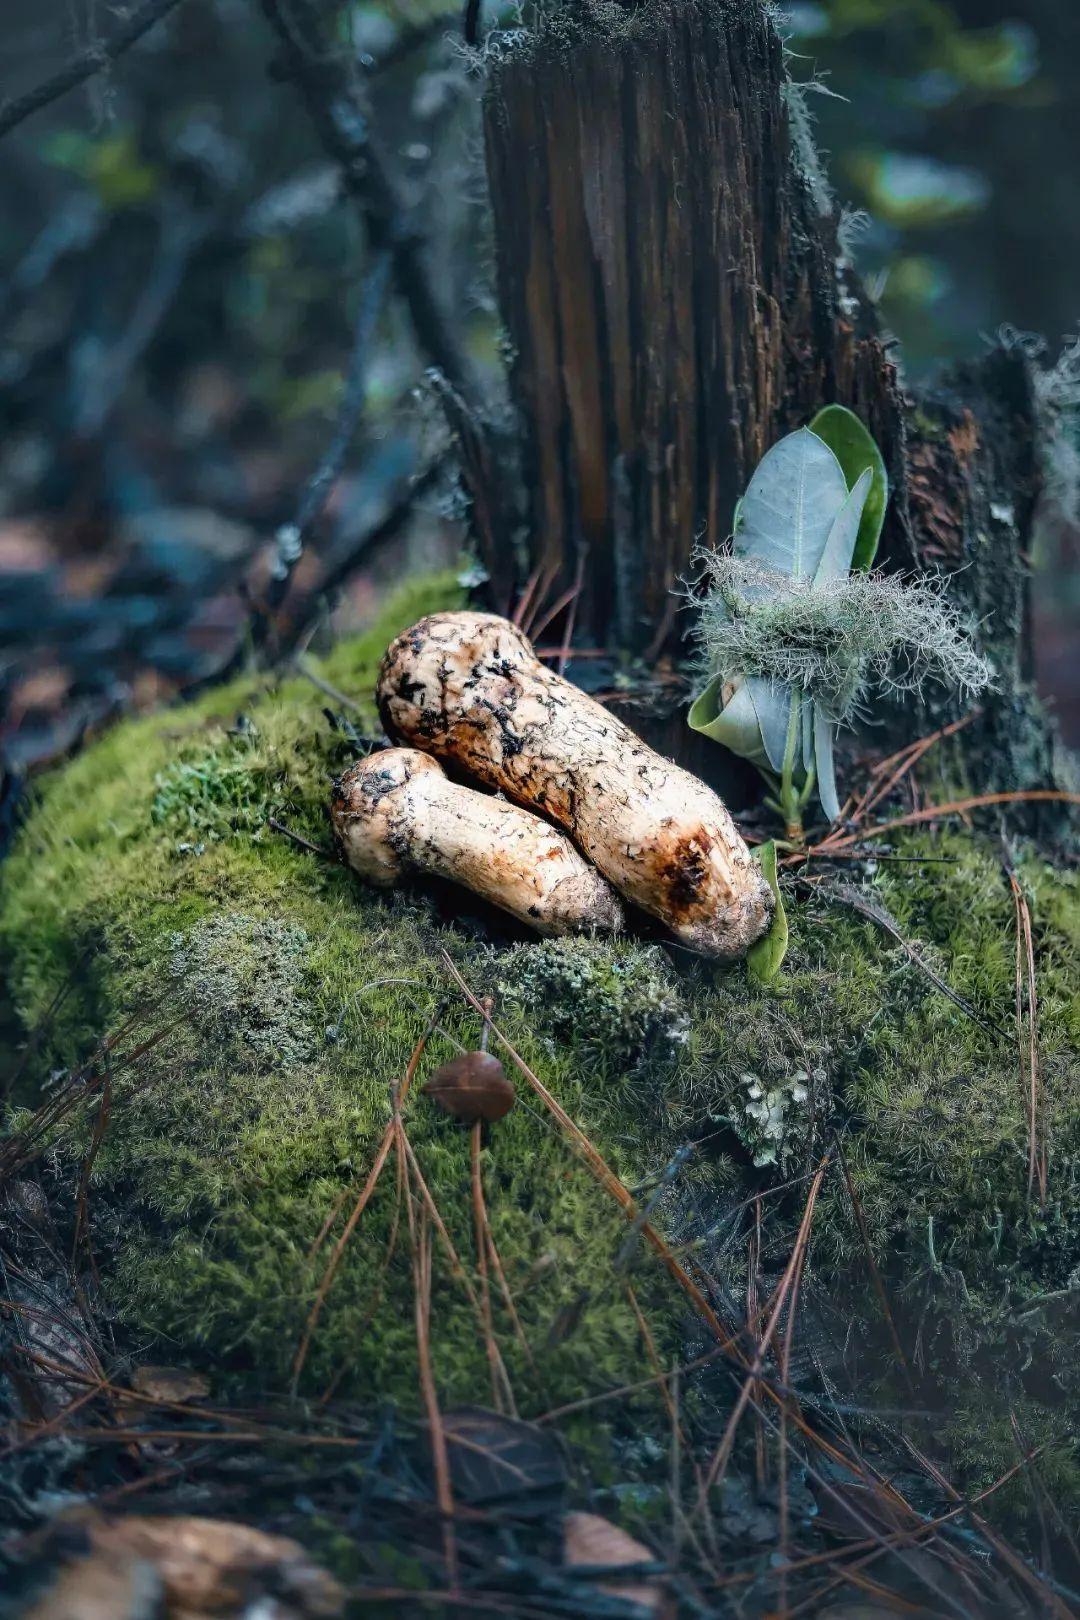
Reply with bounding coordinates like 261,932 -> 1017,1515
481,0 -> 903,652
470,0 -> 1066,798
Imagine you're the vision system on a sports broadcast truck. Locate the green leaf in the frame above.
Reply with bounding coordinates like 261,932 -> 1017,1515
734,427 -> 849,581
747,678 -> 795,776
808,405 -> 888,571
813,705 -> 841,822
687,675 -> 771,772
687,676 -> 804,782
747,841 -> 788,987
813,465 -> 873,584
800,694 -> 814,774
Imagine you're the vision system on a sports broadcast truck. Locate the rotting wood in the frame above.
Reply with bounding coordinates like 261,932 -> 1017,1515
481,2 -> 903,652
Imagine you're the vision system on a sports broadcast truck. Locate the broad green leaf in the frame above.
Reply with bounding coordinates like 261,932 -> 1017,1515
690,676 -> 812,792
735,427 -> 849,581
808,405 -> 888,571
814,466 -> 873,584
687,675 -> 771,771
747,841 -> 788,987
747,678 -> 796,776
813,705 -> 841,822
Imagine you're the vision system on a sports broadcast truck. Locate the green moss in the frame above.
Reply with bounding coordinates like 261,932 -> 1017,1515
0,574 -> 680,1417
167,910 -> 318,1067
498,936 -> 689,1077
150,732 -> 285,846
1,577 -> 1078,1533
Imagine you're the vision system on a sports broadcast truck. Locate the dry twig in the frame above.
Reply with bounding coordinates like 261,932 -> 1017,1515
0,0 -> 186,140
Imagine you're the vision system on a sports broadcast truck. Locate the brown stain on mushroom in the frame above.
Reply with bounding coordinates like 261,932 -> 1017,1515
655,826 -> 722,921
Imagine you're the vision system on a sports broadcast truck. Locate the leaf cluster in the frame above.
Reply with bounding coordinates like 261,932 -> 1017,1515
689,407 -> 992,823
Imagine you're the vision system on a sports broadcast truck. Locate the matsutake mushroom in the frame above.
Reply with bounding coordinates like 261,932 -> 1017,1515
377,612 -> 772,960
331,747 -> 624,936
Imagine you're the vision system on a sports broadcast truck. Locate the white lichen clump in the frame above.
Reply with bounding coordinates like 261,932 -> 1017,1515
692,554 -> 995,726
738,1067 -> 823,1167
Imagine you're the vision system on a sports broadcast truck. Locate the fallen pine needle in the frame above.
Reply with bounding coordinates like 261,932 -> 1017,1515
291,1016 -> 435,1392
441,951 -> 739,1353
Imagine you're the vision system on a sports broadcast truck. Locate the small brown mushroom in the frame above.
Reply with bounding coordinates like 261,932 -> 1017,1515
424,1051 -> 516,1122
331,747 -> 624,936
377,612 -> 773,959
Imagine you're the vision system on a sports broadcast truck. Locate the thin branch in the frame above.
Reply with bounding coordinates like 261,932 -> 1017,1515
817,789 -> 1080,854
292,657 -> 366,715
805,877 -> 1010,1041
289,1017 -> 435,1392
0,0 -> 186,141
403,1196 -> 459,1592
258,0 -> 479,401
256,248 -> 392,642
471,1120 -> 511,1415
1002,846 -> 1046,1206
440,951 -> 741,1353
281,454 -> 445,654
267,816 -> 336,861
77,202 -> 210,440
426,367 -> 517,594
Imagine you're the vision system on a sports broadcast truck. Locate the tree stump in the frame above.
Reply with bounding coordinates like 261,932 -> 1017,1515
473,0 -> 1067,798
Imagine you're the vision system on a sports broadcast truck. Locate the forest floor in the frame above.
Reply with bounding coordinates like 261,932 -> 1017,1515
2,580 -> 1078,1620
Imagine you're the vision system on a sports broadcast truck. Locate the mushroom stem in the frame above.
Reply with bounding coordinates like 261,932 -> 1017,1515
331,748 -> 624,936
377,612 -> 772,959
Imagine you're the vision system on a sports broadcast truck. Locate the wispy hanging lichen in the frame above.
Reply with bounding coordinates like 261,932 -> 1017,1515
999,326 -> 1080,534
690,553 -> 995,723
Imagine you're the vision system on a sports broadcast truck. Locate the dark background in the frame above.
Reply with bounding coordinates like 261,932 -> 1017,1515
1,0 -> 1077,774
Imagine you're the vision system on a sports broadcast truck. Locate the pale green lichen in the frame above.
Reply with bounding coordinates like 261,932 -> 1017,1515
497,936 -> 688,1078
168,911 -> 317,1067
734,1066 -> 819,1167
691,553 -> 994,723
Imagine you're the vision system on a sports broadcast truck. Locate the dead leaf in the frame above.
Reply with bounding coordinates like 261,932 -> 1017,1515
816,1608 -> 914,1619
563,1511 -> 671,1618
20,1553 -> 162,1620
24,1513 -> 344,1619
129,1365 -> 211,1405
440,1406 -> 566,1509
115,1365 -> 211,1425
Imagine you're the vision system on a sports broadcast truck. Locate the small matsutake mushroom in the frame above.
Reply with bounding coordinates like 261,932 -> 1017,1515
331,747 -> 624,935
377,612 -> 772,959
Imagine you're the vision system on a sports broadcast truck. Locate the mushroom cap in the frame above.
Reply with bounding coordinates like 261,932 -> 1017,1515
331,749 -> 441,886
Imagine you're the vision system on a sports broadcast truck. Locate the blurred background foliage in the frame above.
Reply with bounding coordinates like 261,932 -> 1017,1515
784,0 -> 1080,738
0,0 -> 1077,782
784,0 -> 1078,371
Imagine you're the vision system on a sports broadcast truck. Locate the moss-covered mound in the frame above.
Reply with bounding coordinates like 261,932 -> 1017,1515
2,578 -> 1078,1529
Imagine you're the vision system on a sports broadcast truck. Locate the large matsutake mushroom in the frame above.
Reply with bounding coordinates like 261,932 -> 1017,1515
377,612 -> 772,960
